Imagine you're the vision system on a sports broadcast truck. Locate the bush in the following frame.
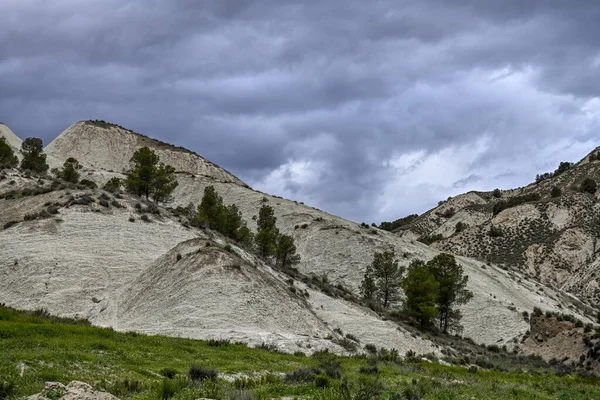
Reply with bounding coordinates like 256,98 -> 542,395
492,188 -> 502,198
364,343 -> 378,354
140,215 -> 150,222
581,178 -> 597,194
159,368 -> 179,379
108,378 -> 145,397
99,199 -> 109,208
128,217 -> 135,222
285,367 -> 321,383
0,380 -> 15,400
551,186 -> 562,198
314,374 -> 331,389
489,225 -> 503,237
189,365 -> 217,382
3,221 -> 18,230
207,339 -> 230,347
79,179 -> 98,189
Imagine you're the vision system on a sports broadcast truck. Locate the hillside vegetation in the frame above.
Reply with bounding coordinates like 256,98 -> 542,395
395,155 -> 600,307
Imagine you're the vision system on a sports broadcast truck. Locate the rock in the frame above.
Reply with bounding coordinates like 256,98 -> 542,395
535,333 -> 544,342
28,381 -> 119,400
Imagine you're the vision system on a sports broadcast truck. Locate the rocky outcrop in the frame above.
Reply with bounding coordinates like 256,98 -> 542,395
28,382 -> 118,400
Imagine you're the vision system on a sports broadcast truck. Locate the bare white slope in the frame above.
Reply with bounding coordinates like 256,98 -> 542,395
0,122 -> 23,158
0,188 -> 438,355
35,122 -> 593,348
44,121 -> 245,185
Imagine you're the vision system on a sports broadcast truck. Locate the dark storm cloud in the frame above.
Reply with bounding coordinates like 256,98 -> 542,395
1,0 -> 600,222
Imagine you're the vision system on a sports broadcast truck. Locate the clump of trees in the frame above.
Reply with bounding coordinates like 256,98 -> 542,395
379,214 -> 418,231
361,252 -> 473,333
535,161 -> 573,183
20,137 -> 49,173
195,186 -> 300,269
197,185 -> 253,248
0,137 -> 18,167
52,157 -> 82,183
125,147 -> 178,204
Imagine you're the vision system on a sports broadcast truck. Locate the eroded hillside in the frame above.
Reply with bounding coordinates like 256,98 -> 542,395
395,153 -> 600,307
1,121 -> 596,359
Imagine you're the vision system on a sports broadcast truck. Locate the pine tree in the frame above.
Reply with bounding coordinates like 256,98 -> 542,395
0,136 -> 18,167
360,264 -> 377,303
54,157 -> 82,183
401,260 -> 439,329
20,137 -> 49,173
197,185 -> 226,230
126,147 -> 159,200
275,234 -> 300,269
255,205 -> 279,258
426,253 -> 473,333
152,163 -> 178,204
370,251 -> 404,308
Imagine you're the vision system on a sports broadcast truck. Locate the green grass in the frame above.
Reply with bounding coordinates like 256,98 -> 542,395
1,305 -> 600,399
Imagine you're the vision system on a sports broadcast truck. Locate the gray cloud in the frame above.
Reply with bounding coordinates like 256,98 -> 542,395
1,0 -> 599,223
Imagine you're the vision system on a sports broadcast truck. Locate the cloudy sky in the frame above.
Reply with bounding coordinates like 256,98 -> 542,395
1,1 -> 599,223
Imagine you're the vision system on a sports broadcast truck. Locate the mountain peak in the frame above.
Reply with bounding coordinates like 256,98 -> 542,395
44,120 -> 247,187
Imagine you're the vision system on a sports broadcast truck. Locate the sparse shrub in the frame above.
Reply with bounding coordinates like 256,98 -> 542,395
285,367 -> 321,383
301,224 -> 309,229
108,378 -> 145,397
140,214 -> 150,222
103,177 -> 123,193
3,221 -> 18,230
489,225 -> 503,237
207,339 -> 230,347
79,179 -> 98,189
0,379 -> 16,400
333,337 -> 358,352
440,207 -> 455,218
128,217 -> 135,222
581,178 -> 597,194
176,253 -> 182,262
159,368 -> 179,379
468,365 -> 478,373
188,365 -> 217,382
551,186 -> 562,198
455,221 -> 467,233
314,374 -> 330,388
345,333 -> 359,343
492,188 -> 502,198
99,199 -> 109,208
365,343 -> 377,354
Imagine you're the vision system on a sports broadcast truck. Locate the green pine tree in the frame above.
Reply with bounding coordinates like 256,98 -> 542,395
197,185 -> 226,231
152,163 -> 178,204
20,137 -> 49,173
125,147 -> 159,200
426,253 -> 473,333
370,251 -> 404,308
275,234 -> 300,269
255,205 -> 279,258
0,137 -> 18,167
53,157 -> 82,183
401,260 -> 439,329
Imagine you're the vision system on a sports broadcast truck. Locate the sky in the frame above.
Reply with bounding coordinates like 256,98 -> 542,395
1,1 -> 600,224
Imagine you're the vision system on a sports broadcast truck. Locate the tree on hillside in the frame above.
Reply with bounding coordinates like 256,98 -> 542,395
580,178 -> 597,195
364,251 -> 404,308
196,185 -> 254,247
554,161 -> 573,176
0,137 -> 18,167
275,234 -> 301,269
53,157 -> 82,183
152,163 -> 178,204
255,205 -> 279,258
360,264 -> 378,303
103,177 -> 123,193
125,147 -> 178,203
401,260 -> 439,329
20,137 -> 49,173
126,147 -> 159,200
197,185 -> 226,230
426,253 -> 473,333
